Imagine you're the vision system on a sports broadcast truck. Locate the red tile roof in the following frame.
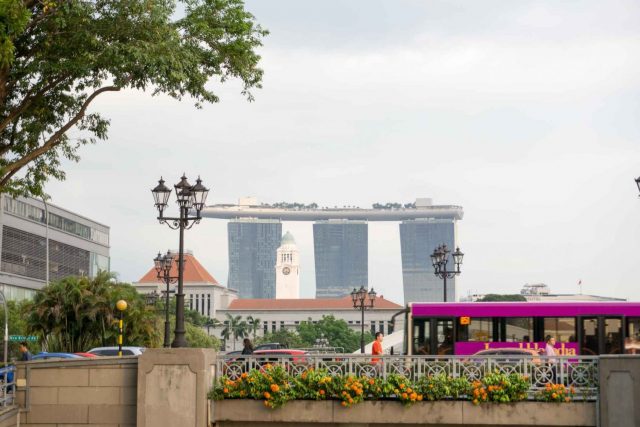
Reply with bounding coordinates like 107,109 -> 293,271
136,252 -> 220,286
227,295 -> 402,310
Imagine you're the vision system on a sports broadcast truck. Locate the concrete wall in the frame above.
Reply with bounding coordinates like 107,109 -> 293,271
14,357 -> 138,427
213,400 -> 596,427
599,355 -> 640,427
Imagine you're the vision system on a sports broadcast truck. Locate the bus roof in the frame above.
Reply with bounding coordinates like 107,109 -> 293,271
411,301 -> 640,318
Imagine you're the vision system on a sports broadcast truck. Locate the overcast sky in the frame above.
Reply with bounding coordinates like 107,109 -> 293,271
45,0 -> 640,304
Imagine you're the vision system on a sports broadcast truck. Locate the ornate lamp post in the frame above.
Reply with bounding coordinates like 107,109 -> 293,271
152,175 -> 209,347
146,251 -> 178,348
351,286 -> 376,354
431,244 -> 464,302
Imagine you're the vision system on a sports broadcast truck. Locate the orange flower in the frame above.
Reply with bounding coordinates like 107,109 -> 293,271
407,388 -> 413,394
341,401 -> 347,407
241,372 -> 248,379
263,392 -> 271,399
551,393 -> 557,399
410,392 -> 417,400
319,389 -> 325,395
399,384 -> 406,390
223,388 -> 229,394
417,394 -> 423,401
270,384 -> 280,393
473,399 -> 479,405
348,398 -> 354,404
369,379 -> 375,385
401,392 -> 408,399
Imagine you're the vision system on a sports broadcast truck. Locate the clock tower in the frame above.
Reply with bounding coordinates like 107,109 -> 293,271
275,231 -> 300,299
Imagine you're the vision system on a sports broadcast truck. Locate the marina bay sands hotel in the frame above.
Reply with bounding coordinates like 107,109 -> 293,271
202,198 -> 463,303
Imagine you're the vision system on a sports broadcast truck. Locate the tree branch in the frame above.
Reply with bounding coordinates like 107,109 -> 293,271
0,84 -> 122,188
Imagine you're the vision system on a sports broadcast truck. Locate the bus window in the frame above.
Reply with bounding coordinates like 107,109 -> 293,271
544,317 -> 576,342
625,318 -> 640,354
413,319 -> 431,355
436,319 -> 453,355
581,318 -> 598,355
465,318 -> 493,342
604,318 -> 622,354
504,318 -> 534,342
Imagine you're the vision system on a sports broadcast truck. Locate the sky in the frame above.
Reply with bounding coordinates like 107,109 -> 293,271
44,0 -> 640,304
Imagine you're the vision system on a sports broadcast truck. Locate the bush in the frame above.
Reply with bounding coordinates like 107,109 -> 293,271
535,383 -> 575,403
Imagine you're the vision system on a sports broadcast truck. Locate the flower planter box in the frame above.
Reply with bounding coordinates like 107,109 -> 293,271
211,399 -> 596,426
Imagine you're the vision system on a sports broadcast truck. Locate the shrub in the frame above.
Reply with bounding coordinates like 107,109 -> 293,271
536,383 -> 575,403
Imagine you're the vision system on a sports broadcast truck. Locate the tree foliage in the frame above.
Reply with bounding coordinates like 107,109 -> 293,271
256,329 -> 304,349
477,294 -> 527,302
0,0 -> 267,197
297,315 -> 373,353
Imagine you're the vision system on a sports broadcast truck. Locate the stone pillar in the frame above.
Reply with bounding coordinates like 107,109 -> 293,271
599,355 -> 640,427
137,348 -> 217,427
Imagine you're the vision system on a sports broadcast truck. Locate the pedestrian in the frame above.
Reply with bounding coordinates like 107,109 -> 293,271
241,338 -> 254,355
19,341 -> 32,361
544,335 -> 558,382
372,332 -> 384,374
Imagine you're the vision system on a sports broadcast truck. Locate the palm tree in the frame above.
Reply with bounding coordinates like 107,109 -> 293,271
246,316 -> 261,340
223,314 -> 248,350
205,318 -> 222,336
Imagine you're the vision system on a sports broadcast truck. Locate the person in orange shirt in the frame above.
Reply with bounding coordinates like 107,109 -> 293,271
372,332 -> 384,369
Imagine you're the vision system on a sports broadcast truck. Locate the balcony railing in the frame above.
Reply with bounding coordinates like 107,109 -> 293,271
216,354 -> 599,400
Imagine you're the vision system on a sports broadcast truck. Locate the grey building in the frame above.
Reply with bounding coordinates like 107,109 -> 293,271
313,220 -> 368,298
227,219 -> 281,299
400,219 -> 457,303
0,195 -> 110,300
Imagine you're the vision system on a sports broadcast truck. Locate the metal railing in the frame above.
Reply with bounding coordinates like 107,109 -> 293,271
216,354 -> 599,400
0,365 -> 16,407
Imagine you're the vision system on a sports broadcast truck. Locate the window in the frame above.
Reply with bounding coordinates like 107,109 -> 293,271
505,318 -> 534,342
189,294 -> 193,310
625,318 -> 640,354
370,323 -> 376,335
207,295 -> 211,317
459,317 -> 493,342
379,321 -> 384,333
604,318 -> 622,354
263,321 -> 268,335
195,295 -> 199,313
201,294 -> 205,314
544,317 -> 576,342
271,321 -> 276,333
280,321 -> 284,330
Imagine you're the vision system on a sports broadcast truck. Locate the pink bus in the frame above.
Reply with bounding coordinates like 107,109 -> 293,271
406,302 -> 640,356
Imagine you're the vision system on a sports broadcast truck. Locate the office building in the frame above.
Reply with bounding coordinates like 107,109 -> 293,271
400,218 -> 457,303
0,195 -> 110,300
313,220 -> 367,298
228,218 -> 281,299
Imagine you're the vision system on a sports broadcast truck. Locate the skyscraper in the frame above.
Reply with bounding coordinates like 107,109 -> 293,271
313,220 -> 368,298
227,219 -> 281,299
400,218 -> 457,303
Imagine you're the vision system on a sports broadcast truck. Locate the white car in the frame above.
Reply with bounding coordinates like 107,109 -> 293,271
87,346 -> 146,356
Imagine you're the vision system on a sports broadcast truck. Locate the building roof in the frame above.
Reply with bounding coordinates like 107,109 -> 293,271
226,295 -> 403,311
135,251 -> 221,286
281,231 -> 296,245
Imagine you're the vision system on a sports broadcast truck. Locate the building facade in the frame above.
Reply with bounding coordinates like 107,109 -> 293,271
275,231 -> 300,299
215,295 -> 404,351
313,220 -> 368,298
228,219 -> 282,299
134,250 -> 237,320
0,195 -> 110,300
400,218 -> 457,303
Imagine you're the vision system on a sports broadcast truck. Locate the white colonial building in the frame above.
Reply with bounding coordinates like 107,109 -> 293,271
134,250 -> 237,320
215,295 -> 405,351
275,231 -> 300,299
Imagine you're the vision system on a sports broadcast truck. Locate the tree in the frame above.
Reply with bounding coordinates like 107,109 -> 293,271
0,0 -> 267,197
477,294 -> 527,302
297,315 -> 373,353
246,315 -> 261,340
221,314 -> 247,350
256,329 -> 304,349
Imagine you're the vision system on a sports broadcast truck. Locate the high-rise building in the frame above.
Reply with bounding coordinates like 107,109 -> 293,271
0,195 -> 110,300
275,231 -> 300,299
227,218 -> 281,299
400,218 -> 457,303
313,220 -> 367,298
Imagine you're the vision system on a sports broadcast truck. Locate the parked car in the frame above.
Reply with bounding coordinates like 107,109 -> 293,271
255,342 -> 288,351
472,348 -> 541,365
253,349 -> 309,364
32,352 -> 84,360
87,346 -> 146,356
74,352 -> 98,358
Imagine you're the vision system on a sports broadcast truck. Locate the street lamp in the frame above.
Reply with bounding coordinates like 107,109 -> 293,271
147,251 -> 178,348
116,300 -> 128,357
152,174 -> 209,347
351,286 -> 376,354
431,244 -> 463,302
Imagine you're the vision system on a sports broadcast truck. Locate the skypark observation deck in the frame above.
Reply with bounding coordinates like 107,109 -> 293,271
201,204 -> 464,221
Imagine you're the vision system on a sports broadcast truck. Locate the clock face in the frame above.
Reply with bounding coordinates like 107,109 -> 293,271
282,267 -> 291,275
